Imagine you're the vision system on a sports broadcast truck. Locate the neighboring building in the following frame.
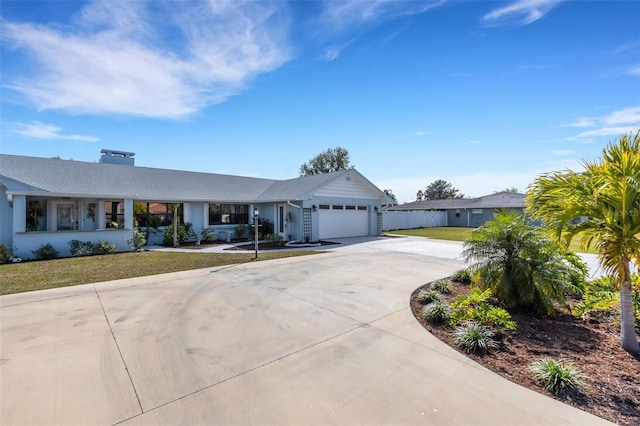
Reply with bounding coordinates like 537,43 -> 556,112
385,192 -> 526,228
0,150 -> 392,258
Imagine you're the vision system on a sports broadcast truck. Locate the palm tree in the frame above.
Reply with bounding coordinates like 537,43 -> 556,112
168,203 -> 180,248
462,211 -> 586,315
527,130 -> 640,354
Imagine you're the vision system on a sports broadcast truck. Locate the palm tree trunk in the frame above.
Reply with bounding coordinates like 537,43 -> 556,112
620,261 -> 640,354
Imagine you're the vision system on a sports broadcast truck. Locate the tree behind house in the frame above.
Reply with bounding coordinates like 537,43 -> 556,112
299,147 -> 352,175
417,179 -> 464,200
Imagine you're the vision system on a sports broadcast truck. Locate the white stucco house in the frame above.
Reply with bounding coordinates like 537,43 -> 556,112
0,150 -> 392,259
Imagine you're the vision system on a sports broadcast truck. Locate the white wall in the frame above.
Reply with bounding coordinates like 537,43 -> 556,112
13,229 -> 132,259
382,210 -> 447,230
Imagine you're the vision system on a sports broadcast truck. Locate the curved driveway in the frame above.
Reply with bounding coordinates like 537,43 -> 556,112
1,237 -> 609,425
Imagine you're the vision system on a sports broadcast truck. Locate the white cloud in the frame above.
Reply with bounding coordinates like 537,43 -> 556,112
1,0 -> 291,119
462,140 -> 479,145
626,65 -> 640,76
567,106 -> 640,141
483,0 -> 564,27
9,121 -> 100,142
416,130 -> 431,136
322,0 -> 446,31
564,117 -> 596,128
551,150 -> 572,156
572,126 -> 638,139
320,39 -> 354,62
604,106 -> 640,125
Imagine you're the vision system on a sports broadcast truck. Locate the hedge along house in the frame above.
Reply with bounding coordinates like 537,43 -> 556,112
0,150 -> 392,259
385,192 -> 526,228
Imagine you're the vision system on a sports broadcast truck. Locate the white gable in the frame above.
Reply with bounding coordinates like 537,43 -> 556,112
314,173 -> 381,199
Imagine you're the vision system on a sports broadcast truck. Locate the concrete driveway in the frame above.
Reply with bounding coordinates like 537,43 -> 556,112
1,237 -> 608,425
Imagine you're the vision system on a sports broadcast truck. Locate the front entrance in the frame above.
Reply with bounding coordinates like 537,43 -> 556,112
57,204 -> 75,231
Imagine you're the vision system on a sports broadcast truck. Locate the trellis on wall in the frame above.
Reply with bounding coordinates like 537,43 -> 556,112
303,208 -> 312,241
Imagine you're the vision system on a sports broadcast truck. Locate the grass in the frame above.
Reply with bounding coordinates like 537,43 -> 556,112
0,251 -> 317,295
386,227 -> 472,241
386,227 -> 597,253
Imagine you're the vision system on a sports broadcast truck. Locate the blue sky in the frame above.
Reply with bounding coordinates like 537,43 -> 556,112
1,0 -> 639,203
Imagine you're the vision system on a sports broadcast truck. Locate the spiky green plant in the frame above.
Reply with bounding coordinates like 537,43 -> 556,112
530,359 -> 585,395
452,322 -> 498,353
417,289 -> 442,305
431,279 -> 452,294
422,301 -> 450,324
452,269 -> 471,284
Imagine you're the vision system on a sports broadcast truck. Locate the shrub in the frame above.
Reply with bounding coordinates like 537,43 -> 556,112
264,233 -> 284,246
235,222 -> 246,238
422,301 -> 450,324
452,269 -> 472,284
431,279 -> 452,294
573,274 -> 640,328
449,288 -> 516,330
163,223 -> 195,246
0,243 -> 14,264
200,228 -> 216,243
462,211 -> 587,315
417,290 -> 442,305
69,240 -> 94,257
32,243 -> 59,260
530,359 -> 585,395
93,240 -> 117,255
128,229 -> 146,251
452,322 -> 498,353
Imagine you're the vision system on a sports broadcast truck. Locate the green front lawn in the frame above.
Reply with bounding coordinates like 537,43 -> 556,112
386,227 -> 473,242
0,251 -> 317,296
386,227 -> 597,253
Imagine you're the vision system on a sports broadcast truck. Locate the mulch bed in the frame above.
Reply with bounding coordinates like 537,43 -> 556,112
410,279 -> 640,426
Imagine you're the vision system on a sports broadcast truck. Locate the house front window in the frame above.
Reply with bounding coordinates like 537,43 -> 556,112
105,200 -> 125,228
133,202 -> 183,228
208,204 -> 249,225
26,197 -> 47,231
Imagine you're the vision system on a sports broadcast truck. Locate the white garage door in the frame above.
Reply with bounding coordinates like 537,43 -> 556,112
319,204 -> 369,239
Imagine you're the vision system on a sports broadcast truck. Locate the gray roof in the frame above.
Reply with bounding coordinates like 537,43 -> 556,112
388,192 -> 526,211
255,170 -> 352,202
0,154 -> 378,203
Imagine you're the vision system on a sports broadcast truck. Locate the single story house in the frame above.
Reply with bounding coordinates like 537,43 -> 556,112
0,149 -> 392,259
385,192 -> 526,228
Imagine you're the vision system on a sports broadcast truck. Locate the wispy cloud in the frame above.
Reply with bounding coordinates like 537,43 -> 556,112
612,40 -> 640,56
322,0 -> 446,31
564,117 -> 596,128
551,149 -> 573,156
573,126 -> 639,140
317,1 -> 446,59
416,130 -> 431,136
567,106 -> 640,142
320,39 -> 354,62
463,140 -> 479,145
482,0 -> 564,28
9,121 -> 100,142
604,106 -> 640,125
1,1 -> 291,119
625,65 -> 640,76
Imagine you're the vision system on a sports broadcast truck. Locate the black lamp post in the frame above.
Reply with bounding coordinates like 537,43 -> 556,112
254,206 -> 259,259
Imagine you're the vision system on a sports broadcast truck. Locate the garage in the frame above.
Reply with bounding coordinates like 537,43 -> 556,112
318,204 -> 369,239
